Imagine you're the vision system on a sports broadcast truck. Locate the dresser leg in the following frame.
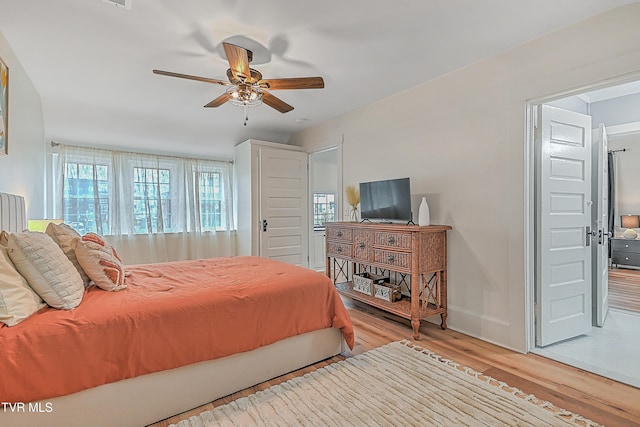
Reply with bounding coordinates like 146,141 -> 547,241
411,319 -> 420,340
440,313 -> 448,330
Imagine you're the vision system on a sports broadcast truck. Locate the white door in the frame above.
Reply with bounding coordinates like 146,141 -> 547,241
259,146 -> 309,267
593,123 -> 609,327
536,105 -> 593,347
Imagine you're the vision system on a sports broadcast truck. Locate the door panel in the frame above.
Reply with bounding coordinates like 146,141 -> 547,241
259,147 -> 309,267
537,105 -> 592,347
593,123 -> 609,326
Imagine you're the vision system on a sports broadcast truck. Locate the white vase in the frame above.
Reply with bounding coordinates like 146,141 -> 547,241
418,197 -> 430,226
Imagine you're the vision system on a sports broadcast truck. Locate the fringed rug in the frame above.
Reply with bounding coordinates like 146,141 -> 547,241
171,341 -> 600,427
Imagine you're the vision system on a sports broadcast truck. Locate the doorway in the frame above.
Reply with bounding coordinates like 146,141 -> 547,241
308,145 -> 342,272
529,79 -> 640,388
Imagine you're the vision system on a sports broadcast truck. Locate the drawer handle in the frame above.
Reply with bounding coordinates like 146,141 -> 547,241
625,245 -> 629,248
387,254 -> 395,263
388,236 -> 395,245
337,231 -> 343,238
359,242 -> 365,249
336,247 -> 343,253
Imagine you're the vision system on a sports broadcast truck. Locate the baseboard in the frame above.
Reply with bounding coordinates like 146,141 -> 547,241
442,304 -> 525,353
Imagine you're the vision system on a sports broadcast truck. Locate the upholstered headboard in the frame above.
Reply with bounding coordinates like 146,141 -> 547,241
0,192 -> 27,233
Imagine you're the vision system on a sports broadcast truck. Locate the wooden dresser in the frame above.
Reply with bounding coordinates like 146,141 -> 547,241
325,222 -> 451,339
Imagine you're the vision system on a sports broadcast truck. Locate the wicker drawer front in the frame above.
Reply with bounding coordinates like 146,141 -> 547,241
374,231 -> 411,250
611,239 -> 640,254
327,242 -> 352,258
373,249 -> 411,271
326,227 -> 353,242
353,230 -> 373,261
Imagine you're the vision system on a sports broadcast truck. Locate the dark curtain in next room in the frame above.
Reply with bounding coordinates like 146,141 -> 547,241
608,152 -> 615,258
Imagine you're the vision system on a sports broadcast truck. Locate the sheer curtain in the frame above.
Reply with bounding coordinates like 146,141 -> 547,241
54,144 -> 235,264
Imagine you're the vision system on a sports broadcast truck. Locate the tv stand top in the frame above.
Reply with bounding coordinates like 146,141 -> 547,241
360,218 -> 415,225
331,221 -> 450,232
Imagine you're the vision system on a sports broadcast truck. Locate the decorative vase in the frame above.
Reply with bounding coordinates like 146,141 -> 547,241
623,228 -> 638,240
418,197 -> 430,226
350,206 -> 359,222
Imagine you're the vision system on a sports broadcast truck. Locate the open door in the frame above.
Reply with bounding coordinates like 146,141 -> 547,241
536,105 -> 593,347
593,123 -> 609,327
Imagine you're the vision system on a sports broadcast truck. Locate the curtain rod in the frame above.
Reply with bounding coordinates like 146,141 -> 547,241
50,140 -> 233,164
609,148 -> 626,153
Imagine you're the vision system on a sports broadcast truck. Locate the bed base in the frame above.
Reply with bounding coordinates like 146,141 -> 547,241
1,327 -> 345,427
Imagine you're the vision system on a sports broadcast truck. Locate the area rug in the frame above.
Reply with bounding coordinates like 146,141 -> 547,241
170,341 -> 600,427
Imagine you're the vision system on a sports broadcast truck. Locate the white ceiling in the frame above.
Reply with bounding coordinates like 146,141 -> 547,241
0,0 -> 636,159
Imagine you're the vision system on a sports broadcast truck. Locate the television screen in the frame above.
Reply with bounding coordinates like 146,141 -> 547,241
359,178 -> 412,222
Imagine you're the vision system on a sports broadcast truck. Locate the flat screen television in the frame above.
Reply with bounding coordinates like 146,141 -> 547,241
359,177 -> 412,223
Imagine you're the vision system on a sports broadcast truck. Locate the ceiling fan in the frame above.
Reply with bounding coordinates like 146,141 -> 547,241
153,42 -> 324,125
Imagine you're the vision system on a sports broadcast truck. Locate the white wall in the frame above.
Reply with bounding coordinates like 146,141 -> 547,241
609,132 -> 640,221
547,95 -> 589,114
590,93 -> 640,228
591,92 -> 640,127
289,4 -> 640,352
0,31 -> 46,219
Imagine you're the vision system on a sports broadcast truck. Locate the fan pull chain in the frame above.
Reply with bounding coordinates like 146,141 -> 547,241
243,104 -> 248,126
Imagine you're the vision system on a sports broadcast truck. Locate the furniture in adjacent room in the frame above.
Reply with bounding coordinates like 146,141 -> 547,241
325,221 -> 451,339
611,237 -> 640,268
233,139 -> 309,266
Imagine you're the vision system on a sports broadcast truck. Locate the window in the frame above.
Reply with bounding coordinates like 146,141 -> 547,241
56,144 -> 234,236
63,162 -> 110,235
313,193 -> 336,229
197,171 -> 222,231
133,167 -> 172,233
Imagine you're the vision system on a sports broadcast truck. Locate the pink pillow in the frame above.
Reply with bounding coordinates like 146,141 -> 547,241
74,233 -> 127,292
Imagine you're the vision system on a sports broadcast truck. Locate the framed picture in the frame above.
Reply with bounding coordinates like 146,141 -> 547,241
0,55 -> 8,155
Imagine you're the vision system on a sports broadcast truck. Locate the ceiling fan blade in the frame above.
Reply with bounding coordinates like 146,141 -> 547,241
259,77 -> 324,90
153,69 -> 229,85
262,91 -> 294,113
204,93 -> 228,108
223,42 -> 251,81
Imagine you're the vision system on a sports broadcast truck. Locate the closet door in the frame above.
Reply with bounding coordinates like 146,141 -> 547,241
259,146 -> 309,267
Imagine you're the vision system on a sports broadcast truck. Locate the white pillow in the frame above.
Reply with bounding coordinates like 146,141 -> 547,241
74,233 -> 127,292
7,231 -> 84,310
45,222 -> 91,287
0,245 -> 47,326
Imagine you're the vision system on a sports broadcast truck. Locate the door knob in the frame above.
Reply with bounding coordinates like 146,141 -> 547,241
586,226 -> 596,246
598,229 -> 612,245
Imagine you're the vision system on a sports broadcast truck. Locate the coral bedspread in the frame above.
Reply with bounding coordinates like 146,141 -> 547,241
0,256 -> 354,403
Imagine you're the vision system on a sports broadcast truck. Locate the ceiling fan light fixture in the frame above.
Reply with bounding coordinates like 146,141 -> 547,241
226,84 -> 263,107
226,84 -> 264,126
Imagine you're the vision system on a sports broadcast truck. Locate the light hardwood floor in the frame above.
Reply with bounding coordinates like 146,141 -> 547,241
609,267 -> 640,313
150,299 -> 640,427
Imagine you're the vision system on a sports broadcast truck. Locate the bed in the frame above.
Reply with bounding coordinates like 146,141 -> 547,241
0,192 -> 354,427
